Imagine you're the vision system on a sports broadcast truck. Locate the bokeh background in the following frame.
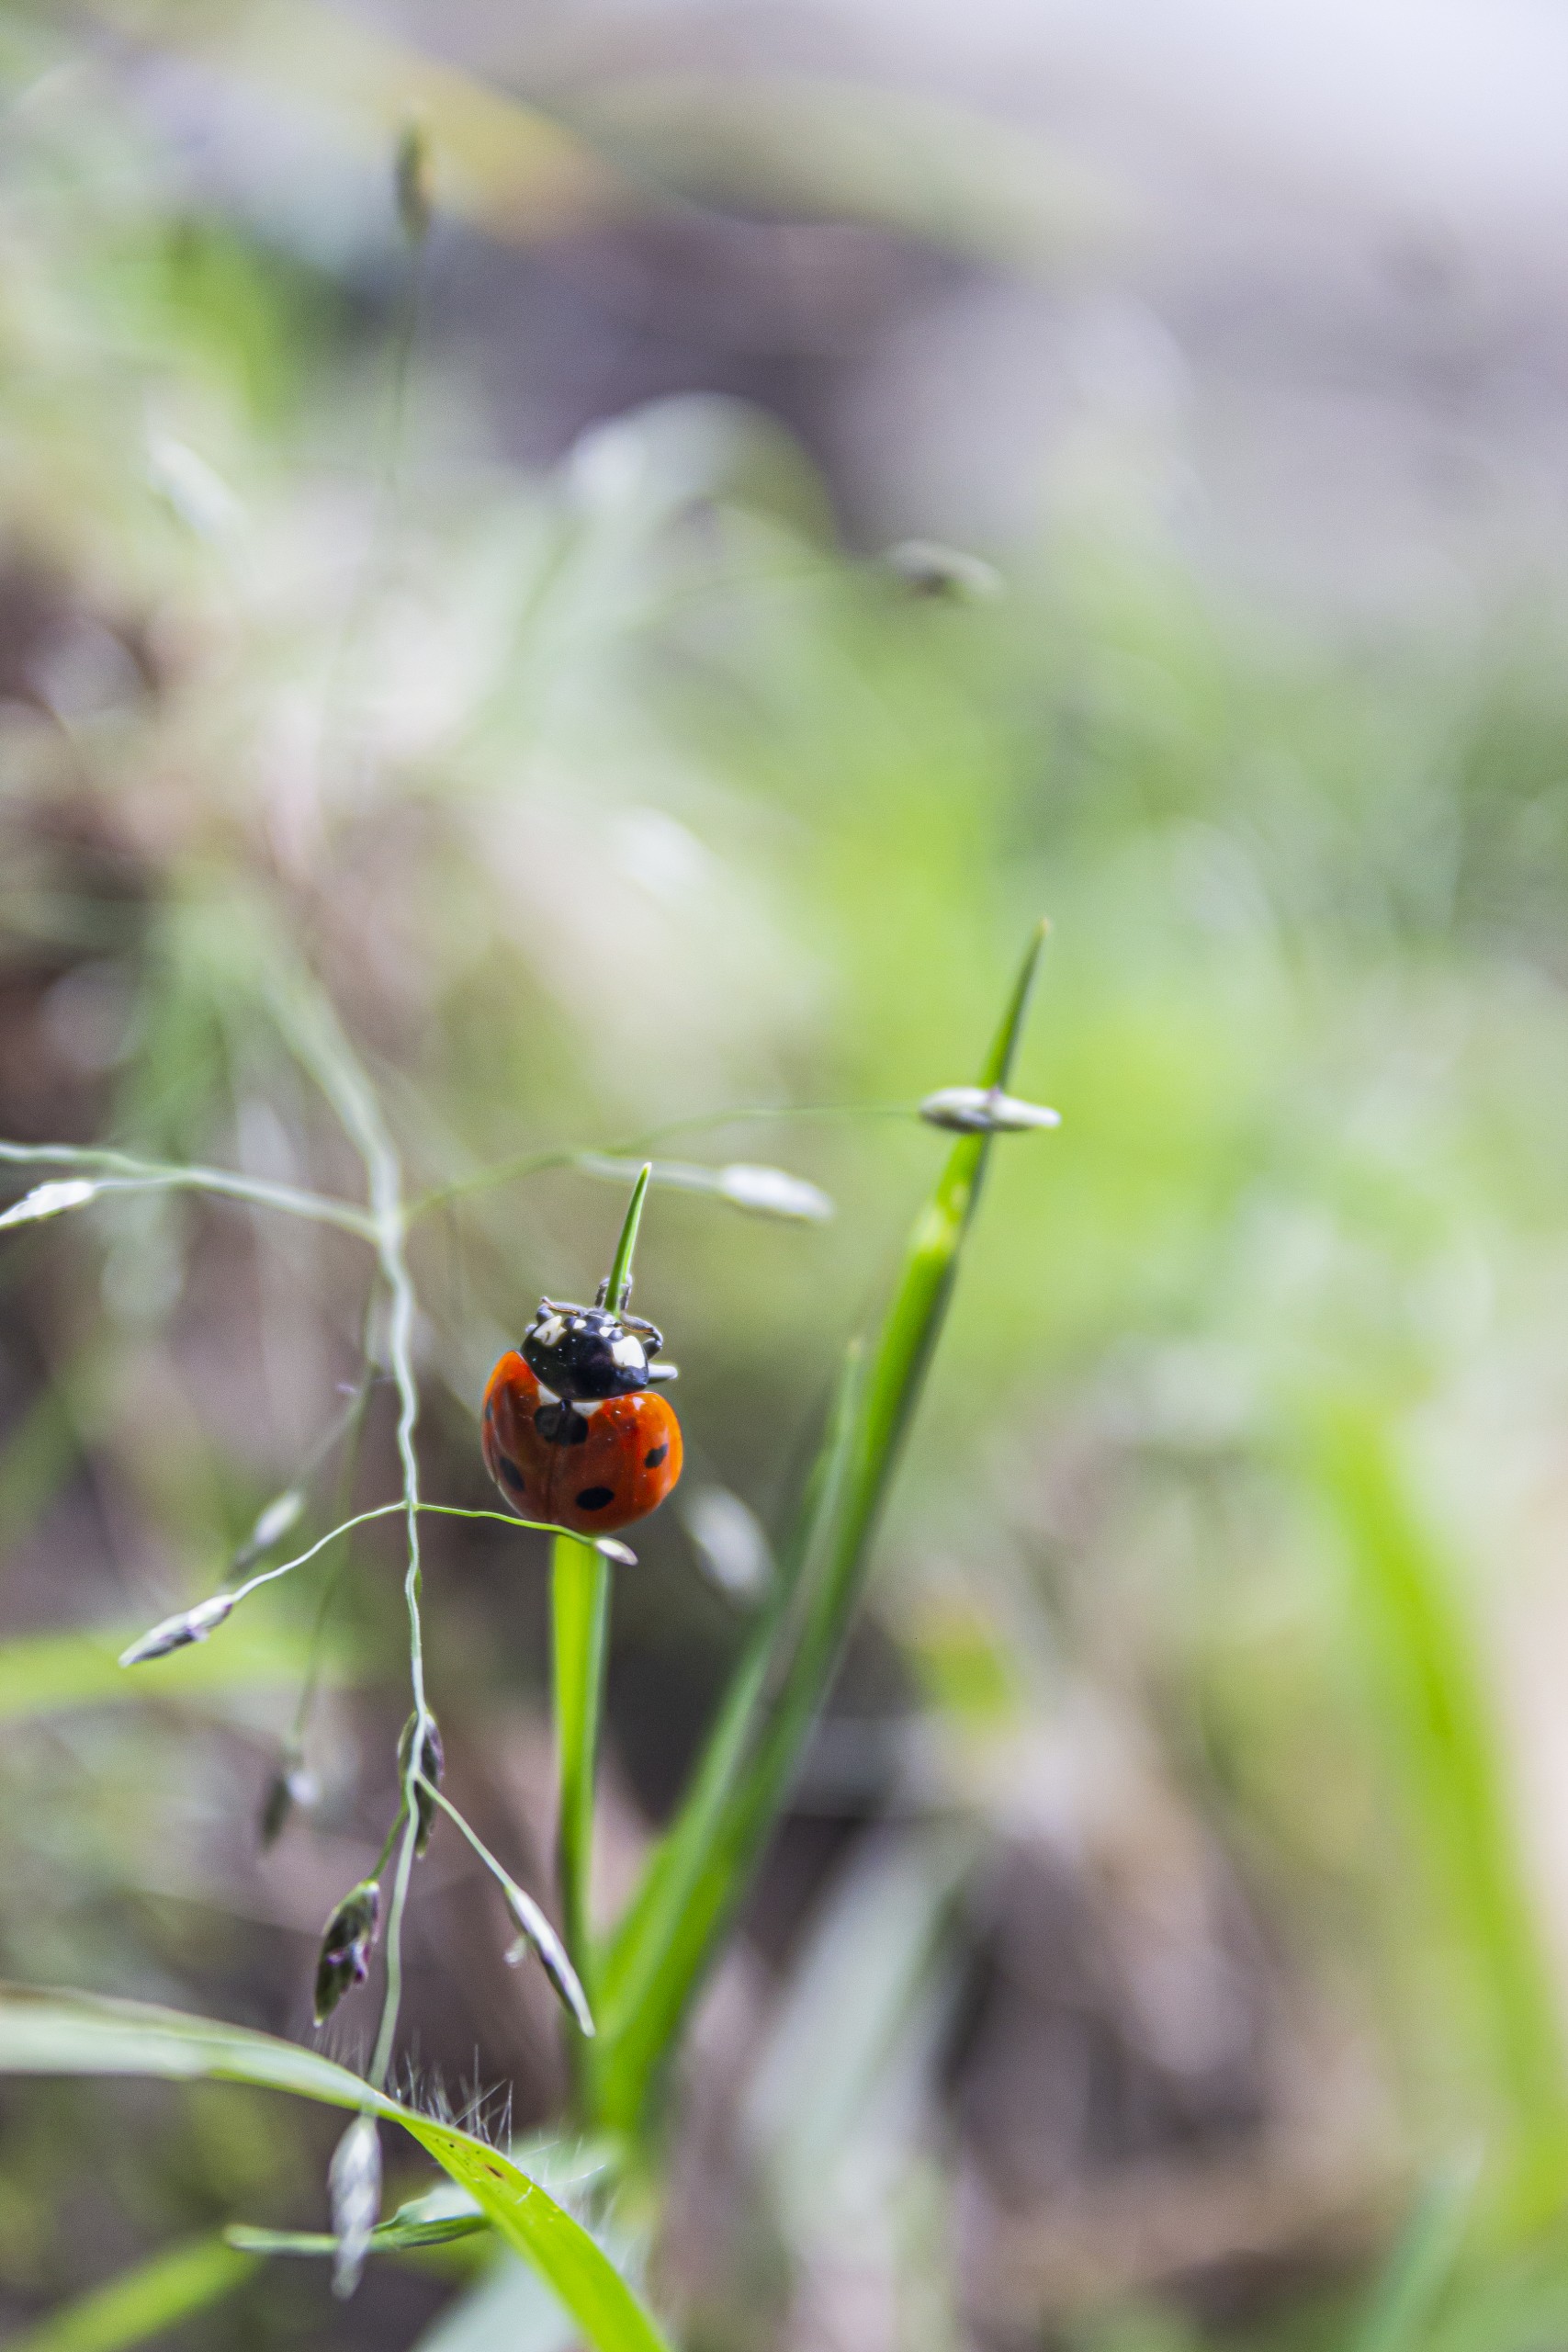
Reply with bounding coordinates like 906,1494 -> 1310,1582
6,3 -> 1568,2346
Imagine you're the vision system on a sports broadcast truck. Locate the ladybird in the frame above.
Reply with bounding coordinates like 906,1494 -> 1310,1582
482,1295 -> 682,1537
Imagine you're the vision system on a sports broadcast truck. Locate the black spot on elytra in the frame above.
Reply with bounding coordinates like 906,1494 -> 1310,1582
643,1442 -> 669,1469
574,1486 -> 615,1512
535,1402 -> 589,1445
498,1456 -> 526,1492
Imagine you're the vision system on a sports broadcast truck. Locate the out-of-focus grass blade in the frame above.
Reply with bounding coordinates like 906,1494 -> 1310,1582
4,2233 -> 256,2352
593,922 -> 1049,2132
1315,1403 -> 1568,2180
0,1616 -> 344,1721
0,1986 -> 674,2352
1345,2158 -> 1479,2352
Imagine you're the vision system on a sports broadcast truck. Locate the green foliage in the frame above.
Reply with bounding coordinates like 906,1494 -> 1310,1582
10,16 -> 1568,2349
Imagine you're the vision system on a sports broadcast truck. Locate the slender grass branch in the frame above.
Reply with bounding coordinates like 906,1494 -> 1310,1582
417,1776 -> 593,2036
404,1105 -> 915,1225
371,1804 -> 412,1883
369,1814 -> 420,2090
120,1502 -> 608,1667
0,1141 -> 376,1238
616,1102 -> 916,1151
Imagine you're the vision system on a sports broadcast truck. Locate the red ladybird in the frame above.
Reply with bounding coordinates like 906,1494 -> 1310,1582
482,1296 -> 682,1536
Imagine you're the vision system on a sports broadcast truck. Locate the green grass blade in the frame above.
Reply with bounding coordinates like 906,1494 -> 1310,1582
593,922 -> 1049,2132
4,2234 -> 256,2352
554,1534 -> 611,2005
592,1342 -> 865,2054
1345,2158 -> 1479,2352
0,1985 -> 675,2352
604,1162 -> 652,1312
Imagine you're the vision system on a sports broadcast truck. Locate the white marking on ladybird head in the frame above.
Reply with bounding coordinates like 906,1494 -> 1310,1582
611,1334 -> 645,1367
535,1315 -> 566,1348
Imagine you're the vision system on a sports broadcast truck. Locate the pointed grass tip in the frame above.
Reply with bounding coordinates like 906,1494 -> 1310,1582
118,1590 -> 234,1667
919,1086 -> 1060,1136
593,1535 -> 637,1566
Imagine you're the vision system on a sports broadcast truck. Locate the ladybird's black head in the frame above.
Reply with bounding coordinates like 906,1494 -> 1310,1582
522,1300 -> 662,1401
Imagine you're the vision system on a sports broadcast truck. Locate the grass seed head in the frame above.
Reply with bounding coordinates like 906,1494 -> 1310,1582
314,1880 -> 381,2024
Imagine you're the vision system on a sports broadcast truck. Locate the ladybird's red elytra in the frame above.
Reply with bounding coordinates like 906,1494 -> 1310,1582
482,1348 -> 682,1536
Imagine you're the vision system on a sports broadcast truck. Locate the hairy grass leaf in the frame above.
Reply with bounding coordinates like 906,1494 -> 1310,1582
0,1986 -> 673,2352
592,922 -> 1050,2132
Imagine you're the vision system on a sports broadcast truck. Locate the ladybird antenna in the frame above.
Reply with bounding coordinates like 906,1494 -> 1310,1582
603,1162 -> 652,1316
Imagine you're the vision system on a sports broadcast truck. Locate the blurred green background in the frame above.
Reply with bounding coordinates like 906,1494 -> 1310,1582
6,2 -> 1568,2346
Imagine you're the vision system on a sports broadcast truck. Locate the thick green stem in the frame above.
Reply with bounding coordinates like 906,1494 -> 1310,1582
552,1533 -> 610,2087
